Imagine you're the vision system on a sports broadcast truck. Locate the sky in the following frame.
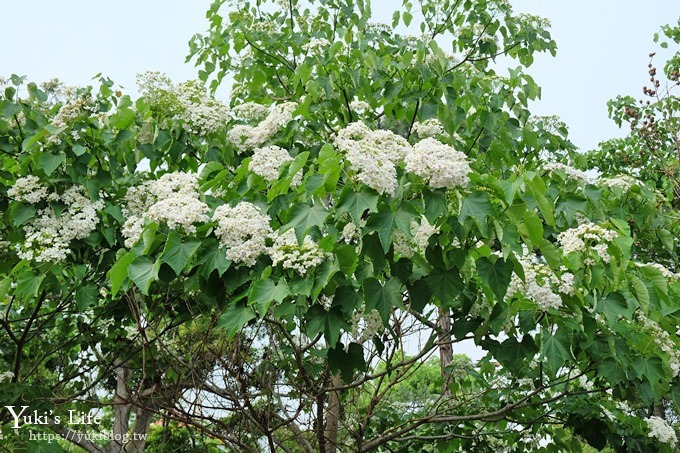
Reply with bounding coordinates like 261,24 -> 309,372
2,1 -> 679,152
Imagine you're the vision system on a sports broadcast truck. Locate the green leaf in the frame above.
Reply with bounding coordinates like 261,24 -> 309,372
197,242 -> 231,278
336,244 -> 359,276
328,342 -> 366,383
426,269 -> 461,306
485,336 -> 538,374
596,292 -> 632,326
218,302 -> 256,340
598,358 -> 626,386
520,210 -> 543,245
75,284 -> 99,311
160,231 -> 202,275
459,191 -> 495,236
11,203 -> 36,227
306,306 -> 350,346
541,330 -> 571,375
363,278 -> 403,325
476,257 -> 514,301
15,269 -> 45,300
26,440 -> 65,453
526,174 -> 555,227
365,207 -> 416,253
109,107 -> 136,129
284,203 -> 329,243
629,275 -> 650,312
632,357 -> 665,386
249,279 -> 291,316
657,229 -> 674,253
407,279 -> 432,312
37,152 -> 66,176
72,144 -> 87,156
108,251 -> 135,297
127,256 -> 159,295
336,189 -> 379,223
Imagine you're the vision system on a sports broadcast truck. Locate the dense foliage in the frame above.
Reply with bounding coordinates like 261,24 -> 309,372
1,1 -> 679,451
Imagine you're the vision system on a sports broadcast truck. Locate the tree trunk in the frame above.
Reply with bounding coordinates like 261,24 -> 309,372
324,374 -> 342,453
437,307 -> 453,396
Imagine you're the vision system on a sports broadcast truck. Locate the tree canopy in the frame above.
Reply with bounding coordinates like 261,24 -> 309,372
1,1 -> 679,452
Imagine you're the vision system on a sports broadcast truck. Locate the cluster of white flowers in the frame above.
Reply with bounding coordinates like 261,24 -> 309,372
392,230 -> 412,258
227,102 -> 297,152
645,416 -> 678,446
527,115 -> 567,134
136,71 -> 174,104
544,162 -> 590,183
212,201 -> 272,266
635,261 -> 680,280
598,174 -> 641,192
174,80 -> 229,135
351,306 -> 384,344
334,121 -> 412,196
302,37 -> 330,55
230,102 -> 269,121
505,247 -> 574,311
122,172 -> 209,247
50,86 -> 95,130
637,313 -> 680,377
319,294 -> 333,311
16,185 -> 104,263
411,118 -> 445,138
405,138 -> 471,189
557,222 -> 619,263
0,371 -> 14,383
366,22 -> 390,34
392,217 -> 438,258
341,222 -> 358,243
248,145 -> 301,185
269,229 -> 328,275
137,72 -> 229,135
8,175 -> 48,203
349,100 -> 371,114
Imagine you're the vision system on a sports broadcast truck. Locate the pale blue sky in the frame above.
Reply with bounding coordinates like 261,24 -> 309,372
2,1 -> 679,152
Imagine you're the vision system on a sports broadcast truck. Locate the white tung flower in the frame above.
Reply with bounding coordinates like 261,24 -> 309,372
0,371 -> 14,383
557,222 -> 618,263
349,100 -> 371,114
8,176 -> 48,203
598,174 -> 640,192
334,121 -> 412,196
227,102 -> 297,152
248,145 -> 301,185
174,80 -> 229,135
635,262 -> 680,280
231,102 -> 269,121
645,416 -> 678,446
411,118 -> 445,138
16,185 -> 104,263
638,313 -> 680,377
505,246 -> 572,311
302,38 -> 330,55
50,86 -> 95,130
405,138 -> 471,189
122,172 -> 209,247
269,229 -> 328,275
212,202 -> 272,266
544,162 -> 589,183
351,306 -> 384,344
341,222 -> 357,243
391,217 -> 438,258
